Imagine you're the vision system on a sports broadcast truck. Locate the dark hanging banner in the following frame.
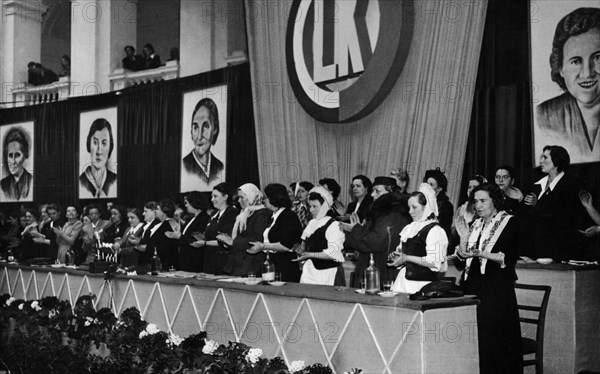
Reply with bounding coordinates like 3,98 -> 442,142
0,63 -> 258,210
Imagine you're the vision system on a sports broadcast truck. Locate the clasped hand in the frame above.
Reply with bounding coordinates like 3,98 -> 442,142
216,233 -> 233,247
247,241 -> 265,254
456,245 -> 481,259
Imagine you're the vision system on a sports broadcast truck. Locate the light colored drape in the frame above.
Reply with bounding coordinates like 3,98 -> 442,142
245,0 -> 488,205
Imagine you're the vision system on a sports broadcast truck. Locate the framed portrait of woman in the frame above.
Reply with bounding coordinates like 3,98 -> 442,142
180,84 -> 228,192
530,1 -> 600,164
0,121 -> 34,202
78,107 -> 118,199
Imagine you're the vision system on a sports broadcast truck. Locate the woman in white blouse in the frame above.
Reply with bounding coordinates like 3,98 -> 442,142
293,187 -> 345,285
388,183 -> 448,294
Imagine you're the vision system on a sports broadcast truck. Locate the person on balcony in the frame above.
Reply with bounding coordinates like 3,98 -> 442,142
122,46 -> 143,71
27,62 -> 58,86
58,55 -> 70,77
0,127 -> 33,201
142,43 -> 161,70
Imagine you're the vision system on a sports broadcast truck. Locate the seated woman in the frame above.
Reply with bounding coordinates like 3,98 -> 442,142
167,191 -> 210,272
54,206 -> 83,264
455,183 -> 522,373
291,181 -> 314,229
103,204 -> 129,244
247,183 -> 303,282
319,178 -> 346,218
388,183 -> 448,294
494,165 -> 524,215
292,187 -> 345,285
220,183 -> 271,277
344,177 -> 410,287
114,208 -> 145,267
203,183 -> 238,274
423,169 -> 453,240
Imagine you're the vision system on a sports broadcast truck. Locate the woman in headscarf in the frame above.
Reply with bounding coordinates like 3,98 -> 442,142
220,183 -> 271,276
388,183 -> 448,294
344,177 -> 410,287
292,187 -> 345,285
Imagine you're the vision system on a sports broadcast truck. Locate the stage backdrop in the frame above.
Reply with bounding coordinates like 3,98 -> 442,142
245,0 -> 489,204
530,1 -> 600,165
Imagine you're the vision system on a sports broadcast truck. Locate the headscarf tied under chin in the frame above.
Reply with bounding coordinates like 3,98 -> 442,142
232,183 -> 265,239
418,182 -> 439,222
310,186 -> 333,220
398,183 -> 439,241
301,186 -> 334,239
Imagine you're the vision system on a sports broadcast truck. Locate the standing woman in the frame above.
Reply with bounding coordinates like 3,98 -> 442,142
80,215 -> 96,263
247,183 -> 303,282
168,191 -> 210,272
423,169 -> 454,240
20,207 -> 40,259
103,204 -> 129,244
455,183 -> 522,374
203,183 -> 238,274
344,175 -> 373,222
54,206 -> 83,264
494,165 -> 524,215
388,183 -> 448,294
114,208 -> 145,267
149,199 -> 180,270
292,181 -> 314,229
318,178 -> 346,218
220,183 -> 271,276
293,187 -> 345,285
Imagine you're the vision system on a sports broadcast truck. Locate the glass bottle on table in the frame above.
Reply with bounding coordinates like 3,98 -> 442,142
262,251 -> 275,282
151,248 -> 162,275
364,253 -> 380,294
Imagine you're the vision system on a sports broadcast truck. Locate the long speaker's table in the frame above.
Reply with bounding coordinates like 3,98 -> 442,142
1,263 -> 479,373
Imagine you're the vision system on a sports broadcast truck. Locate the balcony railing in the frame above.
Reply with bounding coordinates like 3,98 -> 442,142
109,60 -> 180,91
10,77 -> 70,107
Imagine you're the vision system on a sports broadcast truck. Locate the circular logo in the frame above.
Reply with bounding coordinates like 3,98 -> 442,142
286,0 -> 414,123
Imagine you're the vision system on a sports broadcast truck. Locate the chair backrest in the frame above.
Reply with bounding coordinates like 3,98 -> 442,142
514,283 -> 552,349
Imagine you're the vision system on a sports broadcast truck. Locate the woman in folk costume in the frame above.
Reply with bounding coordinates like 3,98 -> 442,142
388,183 -> 448,294
455,182 -> 522,374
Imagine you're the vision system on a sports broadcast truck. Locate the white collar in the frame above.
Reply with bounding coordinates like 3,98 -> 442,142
192,151 -> 211,178
535,171 -> 565,198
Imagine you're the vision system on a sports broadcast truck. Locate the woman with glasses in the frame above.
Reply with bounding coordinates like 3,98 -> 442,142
494,165 -> 524,215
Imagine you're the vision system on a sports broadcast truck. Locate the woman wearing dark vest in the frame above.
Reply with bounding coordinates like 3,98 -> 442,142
292,187 -> 345,285
247,183 -> 303,282
388,183 -> 448,294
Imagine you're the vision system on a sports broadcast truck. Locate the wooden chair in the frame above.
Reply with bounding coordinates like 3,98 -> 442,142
515,283 -> 552,374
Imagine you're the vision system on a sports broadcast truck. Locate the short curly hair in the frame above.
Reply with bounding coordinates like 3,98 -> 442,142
3,127 -> 29,168
549,8 -> 600,91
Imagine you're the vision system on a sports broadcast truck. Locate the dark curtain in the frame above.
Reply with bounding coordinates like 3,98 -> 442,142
0,63 -> 258,212
461,0 -> 599,203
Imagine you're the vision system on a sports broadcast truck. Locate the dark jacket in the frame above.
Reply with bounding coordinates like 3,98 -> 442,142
182,151 -> 224,186
203,206 -> 238,274
346,195 -> 373,223
265,208 -> 303,282
178,212 -> 210,272
346,193 -> 410,287
222,208 -> 271,276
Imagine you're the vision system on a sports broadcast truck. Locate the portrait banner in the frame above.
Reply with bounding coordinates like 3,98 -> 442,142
0,121 -> 34,202
530,1 -> 600,164
78,107 -> 118,199
180,85 -> 228,192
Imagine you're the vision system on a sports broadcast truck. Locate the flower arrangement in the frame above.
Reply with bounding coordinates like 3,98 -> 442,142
0,293 -> 361,374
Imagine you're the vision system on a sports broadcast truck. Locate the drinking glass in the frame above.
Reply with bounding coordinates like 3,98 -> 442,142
383,280 -> 393,292
274,272 -> 282,282
248,272 -> 256,281
360,278 -> 366,292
